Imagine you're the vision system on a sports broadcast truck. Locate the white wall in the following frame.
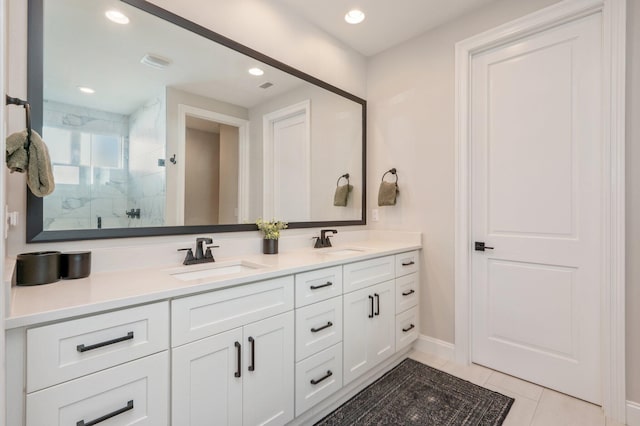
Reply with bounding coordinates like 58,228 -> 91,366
626,0 -> 640,405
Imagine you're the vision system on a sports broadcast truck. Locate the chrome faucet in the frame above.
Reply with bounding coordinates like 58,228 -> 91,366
178,237 -> 219,265
314,229 -> 337,248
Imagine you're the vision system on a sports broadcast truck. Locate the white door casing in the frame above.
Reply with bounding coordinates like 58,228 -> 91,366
471,13 -> 602,403
455,0 -> 625,420
263,100 -> 311,221
175,104 -> 250,225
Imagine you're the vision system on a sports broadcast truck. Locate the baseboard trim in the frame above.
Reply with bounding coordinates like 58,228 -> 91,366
627,400 -> 640,426
414,334 -> 455,361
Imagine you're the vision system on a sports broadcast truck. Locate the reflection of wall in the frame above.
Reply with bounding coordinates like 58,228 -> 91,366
165,87 -> 248,225
248,85 -> 362,221
219,124 -> 239,223
185,128 -> 220,225
128,93 -> 166,227
42,100 -> 130,230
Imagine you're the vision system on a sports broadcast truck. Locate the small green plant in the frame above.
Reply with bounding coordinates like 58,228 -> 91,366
256,218 -> 288,240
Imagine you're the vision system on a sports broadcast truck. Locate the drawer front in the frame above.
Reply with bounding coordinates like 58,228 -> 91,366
295,343 -> 343,417
295,296 -> 342,361
26,351 -> 169,426
396,273 -> 419,313
172,275 -> 294,347
343,256 -> 394,293
27,302 -> 169,392
396,307 -> 419,352
295,266 -> 343,308
395,251 -> 419,277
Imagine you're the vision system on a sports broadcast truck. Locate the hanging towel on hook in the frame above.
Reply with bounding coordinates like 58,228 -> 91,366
6,129 -> 55,197
334,184 -> 353,206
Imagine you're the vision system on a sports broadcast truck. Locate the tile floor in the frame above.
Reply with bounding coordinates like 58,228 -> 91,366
408,350 -> 623,426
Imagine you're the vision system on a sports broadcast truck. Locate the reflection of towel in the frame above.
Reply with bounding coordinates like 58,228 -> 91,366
378,181 -> 399,206
6,129 -> 55,197
334,184 -> 353,207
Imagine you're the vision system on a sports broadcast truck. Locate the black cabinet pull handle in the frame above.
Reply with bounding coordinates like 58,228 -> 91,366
310,321 -> 333,333
77,332 -> 134,353
76,400 -> 133,426
234,341 -> 241,378
368,295 -> 374,318
310,281 -> 333,290
402,324 -> 416,333
248,337 -> 255,372
374,293 -> 380,316
402,289 -> 415,296
310,370 -> 333,385
401,260 -> 415,266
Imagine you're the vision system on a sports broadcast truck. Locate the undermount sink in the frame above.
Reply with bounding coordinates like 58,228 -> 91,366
324,248 -> 366,255
169,260 -> 267,281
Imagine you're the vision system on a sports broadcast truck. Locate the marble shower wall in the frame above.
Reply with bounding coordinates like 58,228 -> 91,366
127,93 -> 167,227
42,100 -> 131,230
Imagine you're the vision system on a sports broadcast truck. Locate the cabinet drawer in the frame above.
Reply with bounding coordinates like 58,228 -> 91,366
396,273 -> 419,313
27,302 -> 169,392
343,255 -> 394,293
395,251 -> 419,277
295,296 -> 342,361
295,266 -> 343,307
172,276 -> 294,347
295,343 -> 343,417
396,307 -> 419,352
26,351 -> 169,426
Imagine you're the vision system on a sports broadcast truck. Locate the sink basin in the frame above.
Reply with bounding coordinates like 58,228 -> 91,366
324,248 -> 366,256
169,260 -> 266,281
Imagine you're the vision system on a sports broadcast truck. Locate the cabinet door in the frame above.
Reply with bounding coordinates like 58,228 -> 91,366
343,286 -> 374,385
243,312 -> 294,426
369,280 -> 396,366
172,328 -> 243,426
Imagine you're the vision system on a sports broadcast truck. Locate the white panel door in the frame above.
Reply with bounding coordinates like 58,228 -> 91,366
471,14 -> 602,403
172,328 -> 243,425
369,280 -> 396,366
243,312 -> 294,426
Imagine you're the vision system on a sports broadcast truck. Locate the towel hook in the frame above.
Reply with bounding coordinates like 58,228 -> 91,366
336,173 -> 350,187
381,168 -> 398,184
5,95 -> 33,149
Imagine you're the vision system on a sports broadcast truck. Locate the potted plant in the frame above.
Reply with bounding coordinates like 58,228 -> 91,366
256,218 -> 288,254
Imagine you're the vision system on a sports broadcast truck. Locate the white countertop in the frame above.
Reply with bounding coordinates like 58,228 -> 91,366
6,238 -> 420,329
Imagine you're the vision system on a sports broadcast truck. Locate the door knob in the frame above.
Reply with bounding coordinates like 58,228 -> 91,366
474,242 -> 494,251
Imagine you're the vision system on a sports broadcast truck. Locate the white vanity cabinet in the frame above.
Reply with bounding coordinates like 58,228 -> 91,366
394,251 -> 420,351
171,276 -> 295,426
343,279 -> 395,385
23,302 -> 170,426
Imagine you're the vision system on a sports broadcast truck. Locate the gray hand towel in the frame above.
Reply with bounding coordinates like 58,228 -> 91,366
6,129 -> 55,197
334,184 -> 353,207
378,181 -> 399,206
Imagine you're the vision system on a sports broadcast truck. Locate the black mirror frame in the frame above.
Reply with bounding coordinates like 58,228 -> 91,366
26,0 -> 366,243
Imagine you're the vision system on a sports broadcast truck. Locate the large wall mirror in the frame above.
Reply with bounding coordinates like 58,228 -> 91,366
26,0 -> 366,242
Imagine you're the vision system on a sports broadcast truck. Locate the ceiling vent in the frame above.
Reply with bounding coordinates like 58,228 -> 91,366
140,54 -> 172,70
259,82 -> 273,89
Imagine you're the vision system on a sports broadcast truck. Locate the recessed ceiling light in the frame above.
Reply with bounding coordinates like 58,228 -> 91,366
105,10 -> 129,25
248,67 -> 264,76
345,9 -> 365,24
78,86 -> 95,94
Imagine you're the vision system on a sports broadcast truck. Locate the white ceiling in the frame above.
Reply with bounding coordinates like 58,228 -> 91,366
271,0 -> 498,56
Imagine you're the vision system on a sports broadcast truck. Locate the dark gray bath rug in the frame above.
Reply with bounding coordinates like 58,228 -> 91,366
315,358 -> 514,426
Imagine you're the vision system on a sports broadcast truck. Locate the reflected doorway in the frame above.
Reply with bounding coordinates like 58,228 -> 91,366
175,104 -> 249,226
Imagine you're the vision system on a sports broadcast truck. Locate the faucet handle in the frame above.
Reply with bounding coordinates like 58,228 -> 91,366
204,245 -> 220,260
312,237 -> 322,248
178,248 -> 195,264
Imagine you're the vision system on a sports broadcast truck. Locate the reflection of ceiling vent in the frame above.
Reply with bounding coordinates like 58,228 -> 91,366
140,53 -> 172,70
259,82 -> 273,89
